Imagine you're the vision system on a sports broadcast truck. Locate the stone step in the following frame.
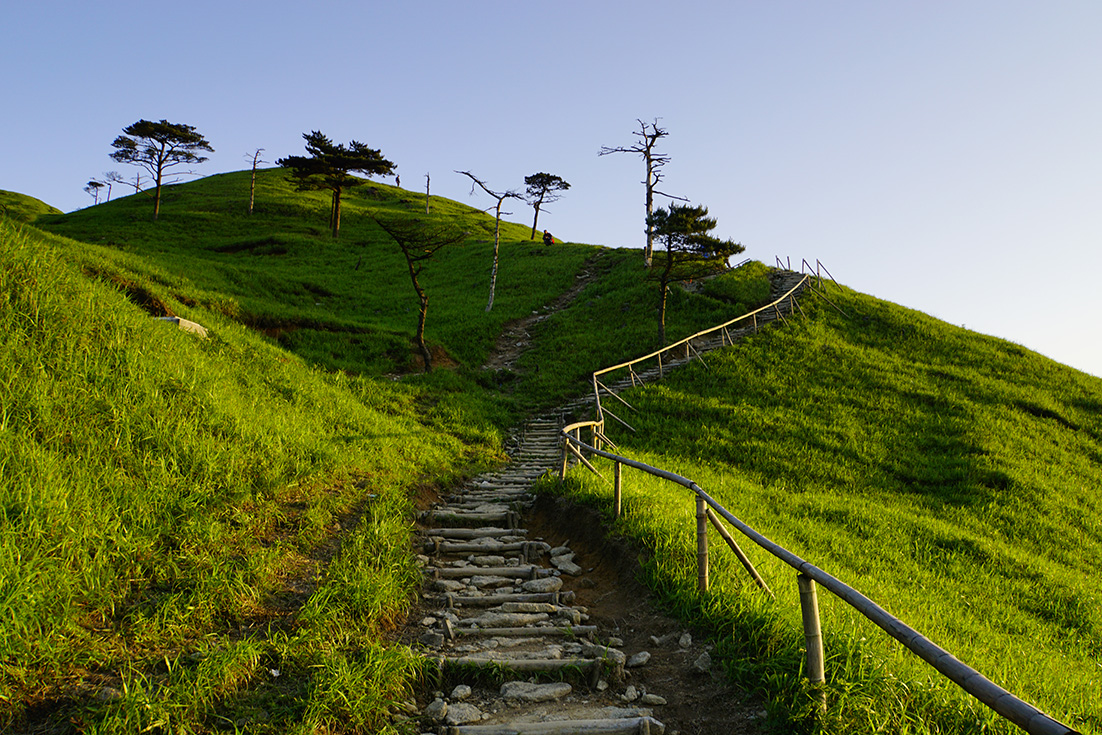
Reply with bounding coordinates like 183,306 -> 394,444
449,717 -> 666,735
431,591 -> 576,608
449,624 -> 597,638
425,565 -> 550,579
426,528 -> 527,539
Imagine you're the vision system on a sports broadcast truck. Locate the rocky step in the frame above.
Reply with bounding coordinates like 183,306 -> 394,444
426,528 -> 528,540
449,717 -> 666,735
430,590 -> 577,608
424,565 -> 552,579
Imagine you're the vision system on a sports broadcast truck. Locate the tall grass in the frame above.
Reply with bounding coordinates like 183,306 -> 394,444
0,218 -> 496,731
548,283 -> 1102,733
37,169 -> 594,377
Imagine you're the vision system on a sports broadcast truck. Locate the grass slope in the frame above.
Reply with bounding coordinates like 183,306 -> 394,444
2,173 -> 766,733
0,217 -> 501,732
551,282 -> 1102,733
9,167 -> 1100,734
0,189 -> 62,223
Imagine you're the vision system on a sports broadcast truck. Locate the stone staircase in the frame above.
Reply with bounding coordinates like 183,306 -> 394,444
411,415 -> 669,734
404,269 -> 811,733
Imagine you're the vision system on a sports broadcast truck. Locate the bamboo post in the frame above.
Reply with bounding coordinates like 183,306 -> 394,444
613,461 -> 622,520
704,508 -> 774,599
797,573 -> 827,711
559,434 -> 569,482
696,496 -> 709,592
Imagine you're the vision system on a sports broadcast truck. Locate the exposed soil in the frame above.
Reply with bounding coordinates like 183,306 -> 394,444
481,250 -> 610,373
523,494 -> 768,734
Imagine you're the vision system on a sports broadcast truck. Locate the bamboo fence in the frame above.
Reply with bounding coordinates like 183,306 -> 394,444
561,259 -> 1079,734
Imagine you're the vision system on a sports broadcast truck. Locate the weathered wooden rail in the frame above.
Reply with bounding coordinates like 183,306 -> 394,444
560,257 -> 1081,735
589,269 -> 814,429
558,424 -> 1079,733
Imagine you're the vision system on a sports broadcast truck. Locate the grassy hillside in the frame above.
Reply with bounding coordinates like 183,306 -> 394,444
2,172 -> 770,733
7,167 -> 1101,734
0,189 -> 62,223
37,169 -> 595,378
552,282 -> 1102,733
0,217 -> 505,732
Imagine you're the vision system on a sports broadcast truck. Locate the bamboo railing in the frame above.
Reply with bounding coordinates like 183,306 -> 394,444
557,424 -> 1079,734
589,270 -> 813,427
560,258 -> 1080,732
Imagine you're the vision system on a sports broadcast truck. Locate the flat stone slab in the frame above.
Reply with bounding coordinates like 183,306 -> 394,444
521,577 -> 563,594
500,681 -> 573,703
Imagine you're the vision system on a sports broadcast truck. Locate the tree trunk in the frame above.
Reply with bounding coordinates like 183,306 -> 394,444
529,192 -> 546,239
415,285 -> 432,371
657,244 -> 674,344
152,175 -> 163,221
248,156 -> 258,215
331,189 -> 342,238
643,156 -> 654,267
486,202 -> 503,312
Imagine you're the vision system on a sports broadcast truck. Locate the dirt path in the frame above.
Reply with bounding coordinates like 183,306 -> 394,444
481,251 -> 609,373
400,416 -> 767,734
392,268 -> 816,733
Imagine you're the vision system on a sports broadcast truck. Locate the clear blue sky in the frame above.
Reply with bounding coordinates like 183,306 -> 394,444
4,1 -> 1100,377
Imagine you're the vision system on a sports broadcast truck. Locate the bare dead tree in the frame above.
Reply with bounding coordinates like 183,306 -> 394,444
105,170 -> 141,194
599,118 -> 687,267
456,170 -> 523,312
369,214 -> 467,371
244,148 -> 266,215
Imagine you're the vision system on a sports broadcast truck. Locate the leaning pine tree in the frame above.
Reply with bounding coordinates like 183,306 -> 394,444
647,203 -> 744,344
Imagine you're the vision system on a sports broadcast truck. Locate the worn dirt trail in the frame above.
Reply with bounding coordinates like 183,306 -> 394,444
394,267 -> 811,733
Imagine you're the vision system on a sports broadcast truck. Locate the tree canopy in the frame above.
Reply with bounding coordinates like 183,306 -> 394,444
369,214 -> 467,372
648,203 -> 745,344
277,131 -> 395,238
110,119 -> 213,220
523,172 -> 570,240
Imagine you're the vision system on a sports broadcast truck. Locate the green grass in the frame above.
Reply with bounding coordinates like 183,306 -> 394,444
0,189 -> 61,223
6,166 -> 1102,734
0,217 -> 495,732
548,283 -> 1102,733
37,169 -> 594,377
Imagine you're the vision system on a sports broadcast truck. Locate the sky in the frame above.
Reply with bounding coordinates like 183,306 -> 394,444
3,1 -> 1100,377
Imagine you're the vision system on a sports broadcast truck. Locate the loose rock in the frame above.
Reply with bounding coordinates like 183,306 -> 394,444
627,651 -> 651,668
521,576 -> 563,593
424,698 -> 447,721
500,681 -> 573,702
444,702 -> 484,725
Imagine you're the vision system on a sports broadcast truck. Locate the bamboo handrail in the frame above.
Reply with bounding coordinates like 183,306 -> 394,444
557,424 -> 1080,735
590,271 -> 812,421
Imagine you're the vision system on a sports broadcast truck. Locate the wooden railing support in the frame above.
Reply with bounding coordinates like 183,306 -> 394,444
798,573 -> 827,712
705,507 -> 774,599
696,495 -> 709,592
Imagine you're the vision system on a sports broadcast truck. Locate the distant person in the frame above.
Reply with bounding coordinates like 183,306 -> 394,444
395,174 -> 401,188
542,229 -> 554,246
